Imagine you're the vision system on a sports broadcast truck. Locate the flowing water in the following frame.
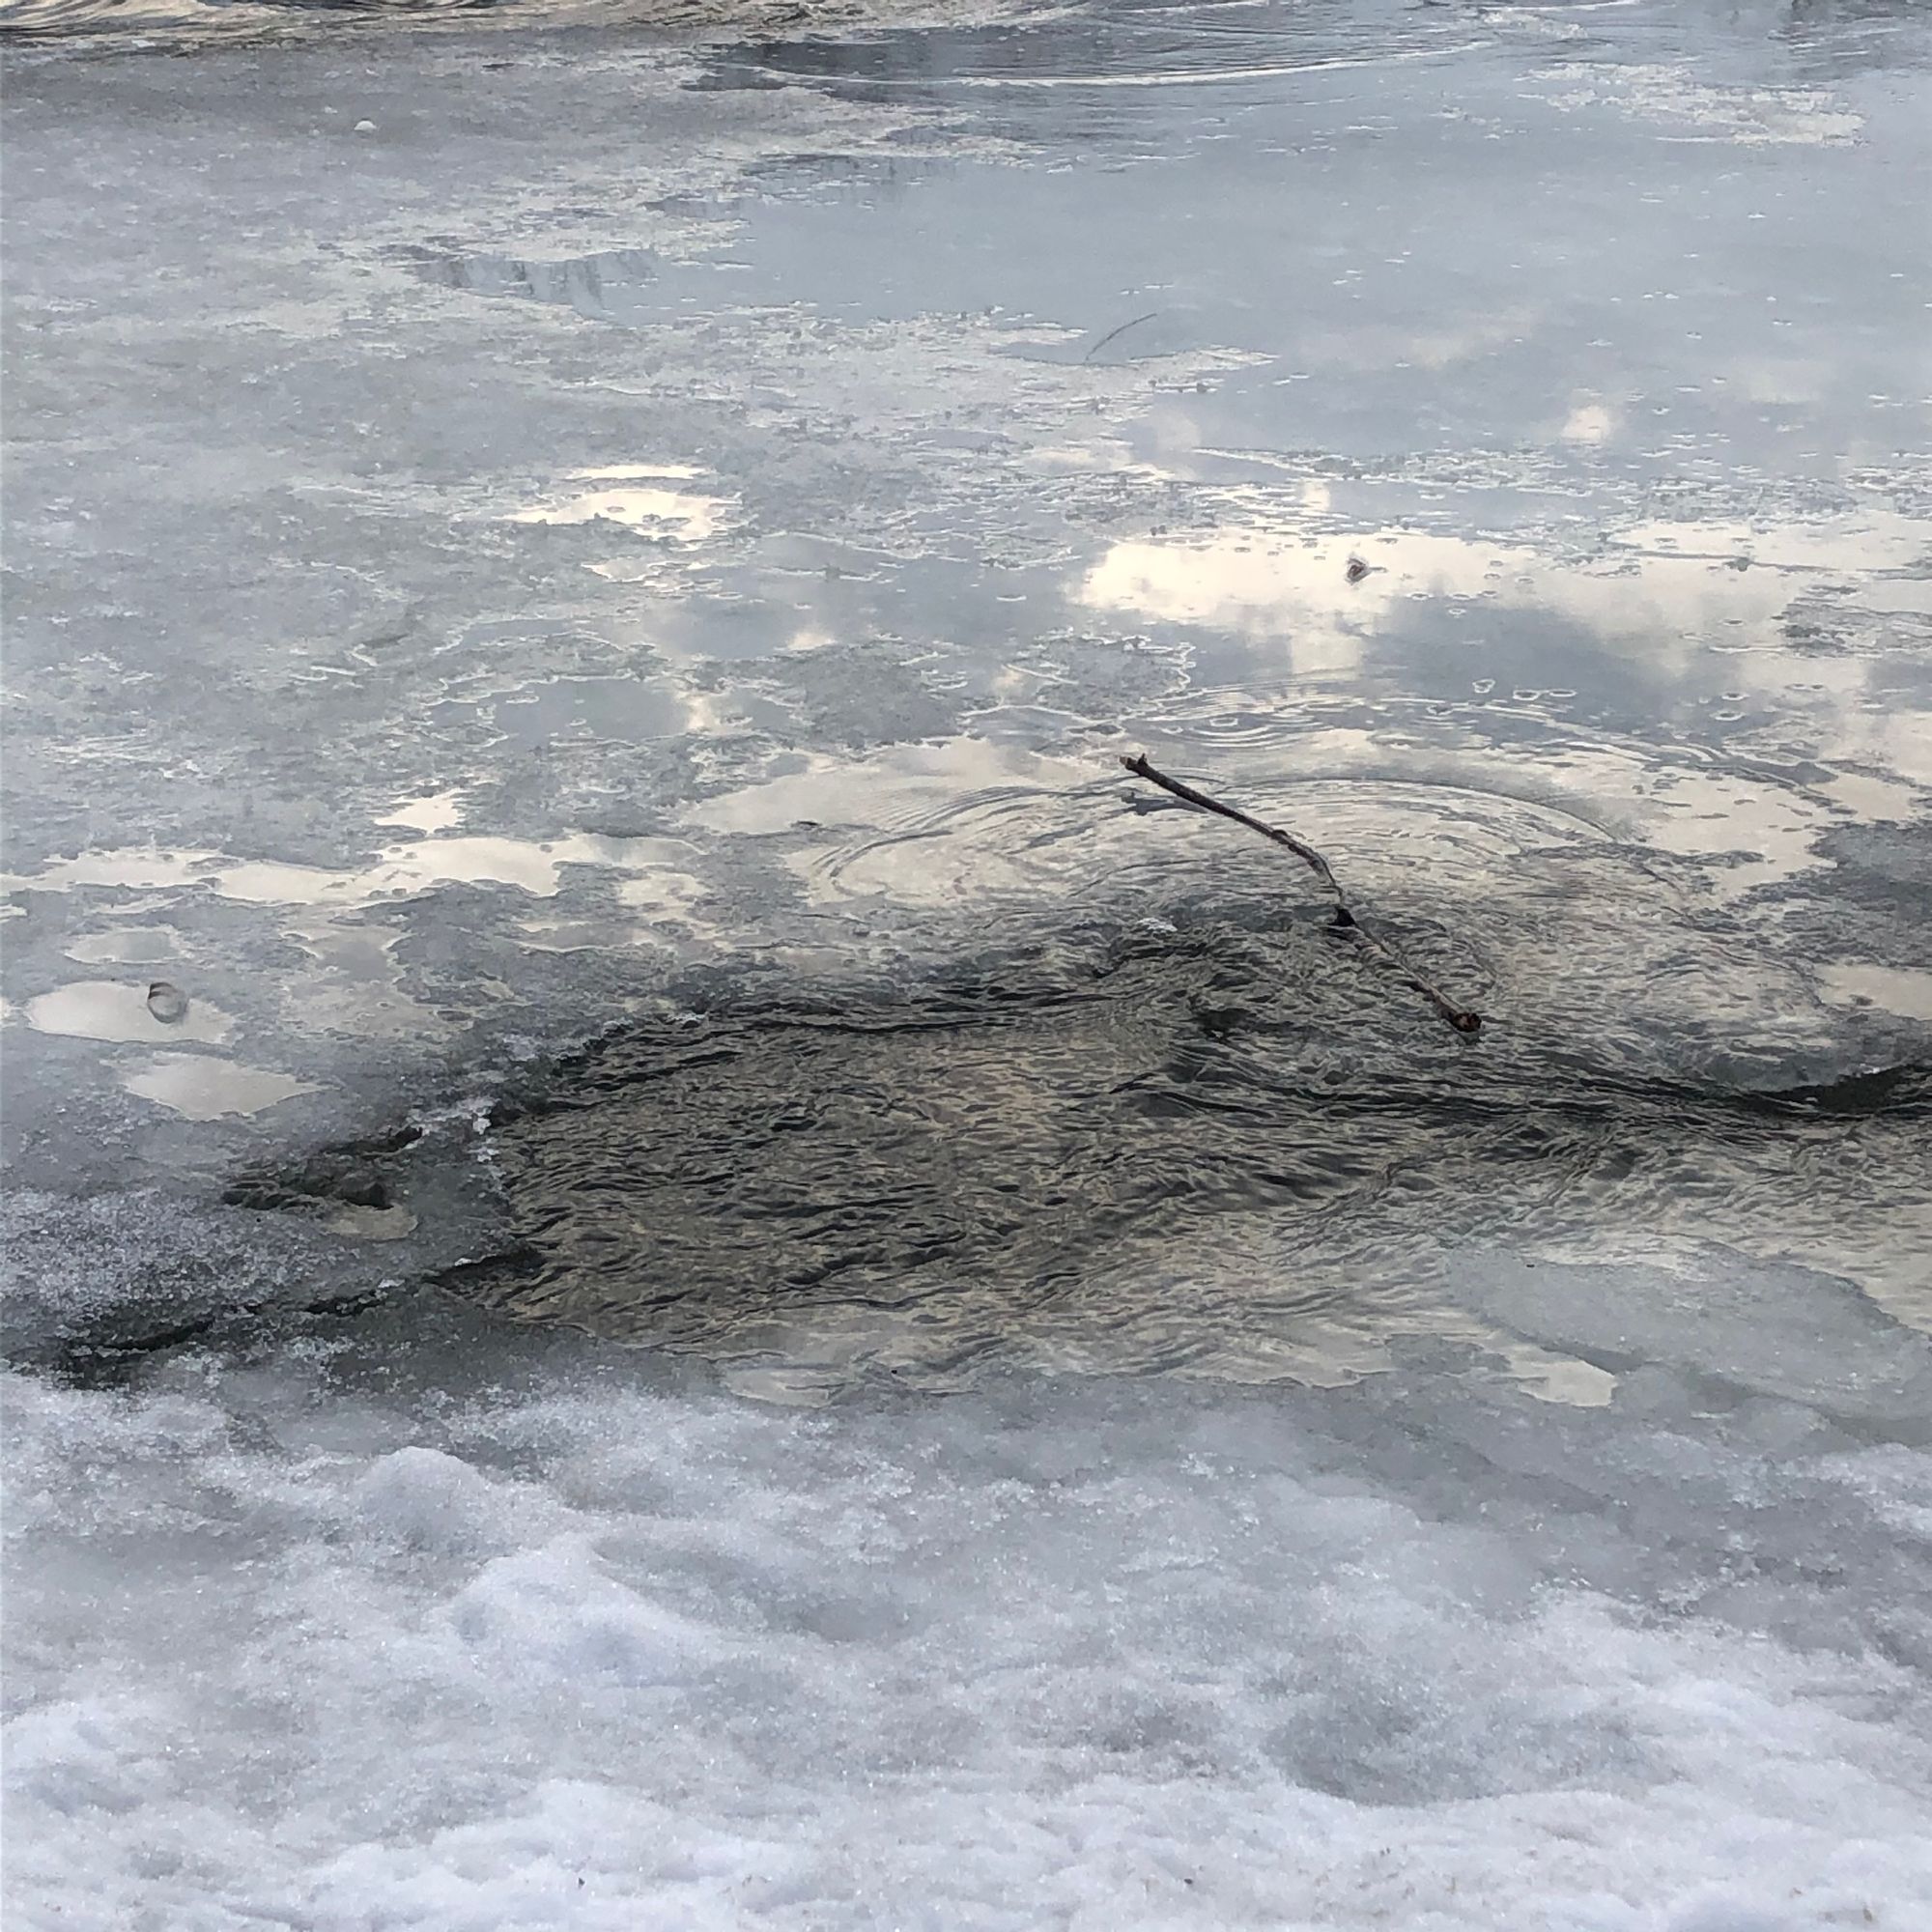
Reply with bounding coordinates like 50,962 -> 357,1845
5,1 -> 1932,1925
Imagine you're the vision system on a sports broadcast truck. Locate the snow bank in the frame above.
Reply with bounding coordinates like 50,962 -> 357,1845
6,1320 -> 1929,1930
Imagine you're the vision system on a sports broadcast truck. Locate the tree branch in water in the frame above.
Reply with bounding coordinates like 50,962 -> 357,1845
1120,753 -> 1484,1037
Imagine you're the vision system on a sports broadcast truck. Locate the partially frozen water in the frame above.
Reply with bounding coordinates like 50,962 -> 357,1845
5,0 -> 1932,1923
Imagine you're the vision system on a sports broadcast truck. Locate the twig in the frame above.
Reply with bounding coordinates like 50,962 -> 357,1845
1122,753 -> 1342,896
1120,753 -> 1483,1037
1084,311 -> 1161,364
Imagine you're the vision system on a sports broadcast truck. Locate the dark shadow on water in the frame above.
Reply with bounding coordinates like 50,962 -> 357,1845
397,906 -> 1931,1383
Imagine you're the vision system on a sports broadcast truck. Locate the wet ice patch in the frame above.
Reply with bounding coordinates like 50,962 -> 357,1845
1074,498 -> 1932,898
62,927 -> 185,968
1463,1240 -> 1932,1433
410,245 -> 660,325
508,467 -> 732,546
1817,962 -> 1932,1026
8,830 -> 708,916
24,978 -> 232,1046
1532,62 -> 1864,147
375,790 -> 468,837
120,1051 -> 320,1121
460,673 -> 687,753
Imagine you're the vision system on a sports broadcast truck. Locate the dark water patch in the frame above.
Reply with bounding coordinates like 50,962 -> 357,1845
222,1120 -> 424,1214
1736,1059 -> 1932,1118
703,0 -> 1485,103
412,909 -> 1931,1388
20,871 -> 1925,1394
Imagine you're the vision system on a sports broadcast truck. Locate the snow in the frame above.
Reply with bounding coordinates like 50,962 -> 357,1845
7,1315 -> 1931,1930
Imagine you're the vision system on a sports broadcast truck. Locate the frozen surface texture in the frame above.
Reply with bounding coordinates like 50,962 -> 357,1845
7,1321 -> 1932,1931
7,0 -> 1931,1196
5,0 -> 1932,1924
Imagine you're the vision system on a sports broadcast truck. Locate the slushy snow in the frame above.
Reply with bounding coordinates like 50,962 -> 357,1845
6,1314 -> 1930,1931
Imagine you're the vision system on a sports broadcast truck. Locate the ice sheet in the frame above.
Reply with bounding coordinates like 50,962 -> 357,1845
6,3 -> 1932,1925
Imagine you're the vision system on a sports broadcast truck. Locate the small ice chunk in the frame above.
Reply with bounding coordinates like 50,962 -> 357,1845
450,1536 -> 725,1687
355,1446 -> 508,1554
144,980 -> 188,1025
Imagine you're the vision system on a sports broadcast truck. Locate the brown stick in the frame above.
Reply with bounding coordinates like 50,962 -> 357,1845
1120,753 -> 1484,1037
1083,311 -> 1161,364
1122,753 -> 1342,897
